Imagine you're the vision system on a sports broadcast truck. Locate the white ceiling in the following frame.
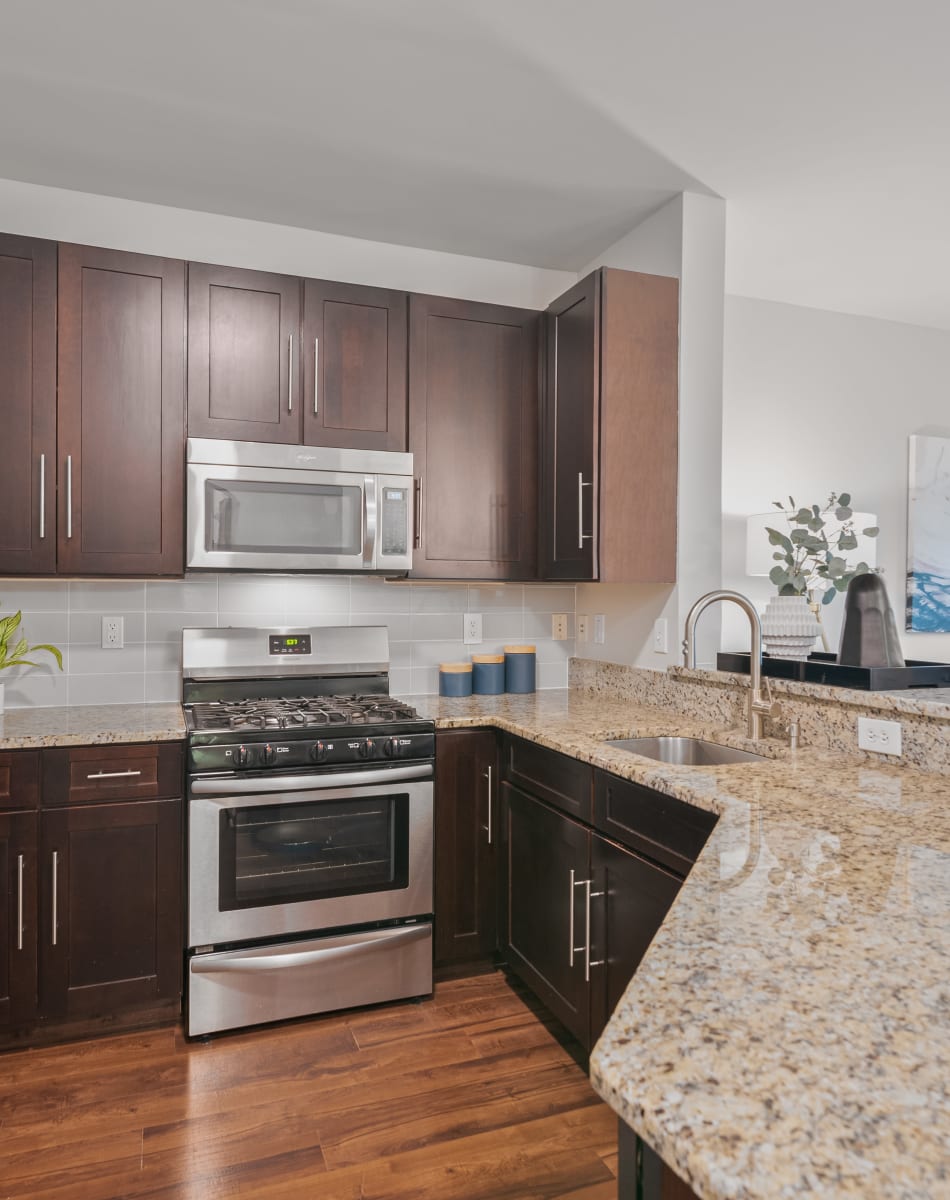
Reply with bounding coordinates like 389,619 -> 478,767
1,0 -> 948,328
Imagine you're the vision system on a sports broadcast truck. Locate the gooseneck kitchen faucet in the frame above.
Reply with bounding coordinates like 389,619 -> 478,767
682,589 -> 781,742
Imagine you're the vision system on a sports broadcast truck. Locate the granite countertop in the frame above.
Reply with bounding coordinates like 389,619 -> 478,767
412,690 -> 950,1200
0,703 -> 186,749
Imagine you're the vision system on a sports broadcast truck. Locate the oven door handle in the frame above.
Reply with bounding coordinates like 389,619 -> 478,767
189,763 -> 432,796
191,924 -> 429,973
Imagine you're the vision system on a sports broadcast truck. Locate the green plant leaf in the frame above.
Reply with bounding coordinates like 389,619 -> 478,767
838,492 -> 851,507
788,495 -> 796,509
837,531 -> 858,551
822,587 -> 837,605
862,526 -> 879,537
769,566 -> 789,586
772,500 -> 784,509
1,659 -> 40,670
766,527 -> 793,553
772,551 -> 786,561
794,507 -> 813,524
835,505 -> 853,520
29,643 -> 64,670
834,576 -> 850,591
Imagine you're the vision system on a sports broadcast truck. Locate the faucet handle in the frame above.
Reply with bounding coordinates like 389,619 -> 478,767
752,677 -> 783,719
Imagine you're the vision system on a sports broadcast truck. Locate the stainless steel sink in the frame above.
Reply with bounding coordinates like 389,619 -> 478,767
605,736 -> 767,766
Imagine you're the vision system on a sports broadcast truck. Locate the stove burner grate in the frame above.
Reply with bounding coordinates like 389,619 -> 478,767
188,694 -> 422,733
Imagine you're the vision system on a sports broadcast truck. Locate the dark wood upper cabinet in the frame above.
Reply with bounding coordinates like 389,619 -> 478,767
39,798 -> 182,1021
302,279 -> 407,451
540,267 -> 679,582
434,730 -> 498,968
0,235 -> 57,575
57,245 -> 185,576
187,263 -> 301,444
409,294 -> 539,579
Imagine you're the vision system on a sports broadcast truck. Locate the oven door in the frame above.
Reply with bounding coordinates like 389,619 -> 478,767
188,765 -> 433,947
187,461 -> 379,572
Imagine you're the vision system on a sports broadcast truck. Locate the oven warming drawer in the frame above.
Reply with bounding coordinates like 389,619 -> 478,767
187,922 -> 432,1037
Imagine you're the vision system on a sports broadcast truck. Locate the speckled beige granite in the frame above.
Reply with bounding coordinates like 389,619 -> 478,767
416,680 -> 950,1199
0,703 -> 186,749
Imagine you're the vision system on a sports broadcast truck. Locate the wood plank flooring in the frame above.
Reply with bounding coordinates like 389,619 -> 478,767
0,971 -> 618,1199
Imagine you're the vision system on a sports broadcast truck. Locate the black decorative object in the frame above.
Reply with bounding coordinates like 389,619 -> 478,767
838,572 -> 905,668
716,652 -> 950,691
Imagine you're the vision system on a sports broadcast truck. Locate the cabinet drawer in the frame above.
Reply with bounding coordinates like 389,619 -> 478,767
502,735 -> 592,822
593,771 -> 717,876
43,743 -> 184,806
0,751 -> 40,811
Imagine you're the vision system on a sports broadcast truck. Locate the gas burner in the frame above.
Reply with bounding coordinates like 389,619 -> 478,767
188,694 -> 422,734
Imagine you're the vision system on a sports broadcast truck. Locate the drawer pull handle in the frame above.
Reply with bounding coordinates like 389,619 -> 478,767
87,769 -> 143,780
51,851 -> 58,946
483,765 -> 493,846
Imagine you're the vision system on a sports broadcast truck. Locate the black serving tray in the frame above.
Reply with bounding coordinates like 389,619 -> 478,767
716,651 -> 950,691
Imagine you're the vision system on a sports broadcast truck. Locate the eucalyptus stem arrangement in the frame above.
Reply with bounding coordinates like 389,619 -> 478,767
766,493 -> 879,605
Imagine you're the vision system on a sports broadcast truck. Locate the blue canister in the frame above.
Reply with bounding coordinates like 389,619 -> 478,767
439,662 -> 473,697
504,645 -> 536,693
472,654 -> 505,695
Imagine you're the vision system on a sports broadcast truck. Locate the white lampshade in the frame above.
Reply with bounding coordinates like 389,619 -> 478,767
745,511 -> 878,577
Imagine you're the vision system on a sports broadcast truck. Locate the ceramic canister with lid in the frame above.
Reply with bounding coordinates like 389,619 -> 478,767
439,662 -> 473,697
504,645 -> 536,693
472,653 -> 505,694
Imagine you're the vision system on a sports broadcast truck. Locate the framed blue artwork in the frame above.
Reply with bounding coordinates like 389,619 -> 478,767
907,434 -> 950,632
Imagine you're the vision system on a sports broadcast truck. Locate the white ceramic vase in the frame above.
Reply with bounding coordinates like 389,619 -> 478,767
761,595 -> 821,659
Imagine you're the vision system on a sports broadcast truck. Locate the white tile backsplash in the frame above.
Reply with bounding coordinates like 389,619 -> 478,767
0,574 -> 575,707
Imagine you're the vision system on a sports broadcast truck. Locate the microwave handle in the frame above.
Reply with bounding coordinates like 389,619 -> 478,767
363,475 -> 378,569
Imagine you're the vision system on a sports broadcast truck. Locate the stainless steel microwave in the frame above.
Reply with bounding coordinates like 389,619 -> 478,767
186,439 -> 414,573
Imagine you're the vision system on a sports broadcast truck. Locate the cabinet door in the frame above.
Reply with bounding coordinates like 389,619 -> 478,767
589,834 -> 682,1045
40,799 -> 182,1020
434,730 -> 497,967
57,245 -> 185,575
188,263 -> 301,444
409,295 -> 539,579
302,279 -> 407,451
0,811 -> 38,1029
503,783 -> 591,1047
0,235 -> 56,574
540,272 -> 599,580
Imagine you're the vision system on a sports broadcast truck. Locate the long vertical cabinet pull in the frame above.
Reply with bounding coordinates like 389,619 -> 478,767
577,473 -> 593,550
51,850 -> 59,946
483,765 -> 493,845
584,878 -> 606,982
287,334 -> 294,412
313,337 -> 320,415
568,868 -> 577,966
16,854 -> 25,951
66,456 -> 73,539
39,454 -> 46,539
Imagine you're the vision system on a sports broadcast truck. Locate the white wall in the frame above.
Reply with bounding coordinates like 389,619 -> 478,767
722,295 -> 950,661
0,177 -> 573,309
575,191 -> 727,670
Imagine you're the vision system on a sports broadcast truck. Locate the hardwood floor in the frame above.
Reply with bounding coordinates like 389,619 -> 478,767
0,972 -> 618,1199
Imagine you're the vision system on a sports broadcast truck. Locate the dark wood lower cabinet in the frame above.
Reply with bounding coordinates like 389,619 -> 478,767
39,799 -> 182,1020
0,810 -> 38,1029
619,1122 -> 701,1199
434,730 -> 498,967
503,782 -> 591,1046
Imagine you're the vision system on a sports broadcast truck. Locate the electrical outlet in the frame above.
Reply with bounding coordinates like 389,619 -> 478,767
101,616 -> 124,649
593,614 -> 606,644
652,617 -> 669,654
577,615 -> 589,643
462,612 -> 482,645
857,716 -> 902,756
551,613 -> 568,641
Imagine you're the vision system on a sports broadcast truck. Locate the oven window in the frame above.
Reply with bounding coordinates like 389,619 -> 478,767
206,479 -> 362,556
219,794 -> 409,910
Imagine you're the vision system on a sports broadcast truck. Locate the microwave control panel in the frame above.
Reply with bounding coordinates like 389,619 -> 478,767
381,487 -> 409,557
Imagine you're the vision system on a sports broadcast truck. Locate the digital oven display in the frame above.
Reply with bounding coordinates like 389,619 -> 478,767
268,634 -> 312,655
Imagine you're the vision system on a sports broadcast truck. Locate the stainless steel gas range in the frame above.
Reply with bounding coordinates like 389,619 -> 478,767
182,625 -> 434,1038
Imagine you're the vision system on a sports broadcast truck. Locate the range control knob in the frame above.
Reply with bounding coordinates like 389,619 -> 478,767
236,745 -> 252,768
358,738 -> 375,760
260,744 -> 276,766
383,736 -> 401,759
310,740 -> 329,764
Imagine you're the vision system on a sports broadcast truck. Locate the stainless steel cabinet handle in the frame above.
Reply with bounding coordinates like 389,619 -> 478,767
66,455 -> 73,539
190,762 -> 432,797
313,337 -> 320,415
577,472 -> 593,549
287,333 -> 294,412
16,855 -> 25,951
87,769 -> 142,780
39,454 -> 46,539
484,765 -> 493,846
568,868 -> 577,966
51,851 -> 58,946
413,478 -> 423,549
191,924 -> 428,974
583,880 -> 607,982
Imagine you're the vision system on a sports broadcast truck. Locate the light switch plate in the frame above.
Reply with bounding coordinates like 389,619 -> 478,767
652,618 -> 669,654
577,614 -> 589,642
857,716 -> 902,756
593,614 -> 606,644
